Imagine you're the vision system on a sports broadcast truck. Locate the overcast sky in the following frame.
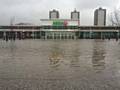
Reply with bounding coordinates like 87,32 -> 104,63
0,0 -> 120,25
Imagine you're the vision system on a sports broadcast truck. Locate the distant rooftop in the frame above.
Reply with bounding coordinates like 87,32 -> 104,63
15,23 -> 34,26
40,19 -> 79,21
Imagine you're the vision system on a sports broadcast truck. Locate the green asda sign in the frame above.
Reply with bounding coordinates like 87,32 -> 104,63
52,20 -> 68,26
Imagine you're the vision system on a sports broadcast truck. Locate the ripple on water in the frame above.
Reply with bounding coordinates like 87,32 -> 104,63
0,39 -> 120,90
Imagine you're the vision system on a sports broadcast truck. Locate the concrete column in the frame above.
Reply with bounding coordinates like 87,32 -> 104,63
90,28 -> 92,39
74,32 -> 76,40
15,32 -> 17,39
40,31 -> 42,39
74,35 -> 76,40
32,31 -> 34,39
67,33 -> 69,39
53,33 -> 54,40
70,33 -> 71,39
3,32 -> 6,40
34,31 -> 36,39
89,31 -> 91,39
45,33 -> 47,40
60,32 -> 61,40
63,34 -> 64,40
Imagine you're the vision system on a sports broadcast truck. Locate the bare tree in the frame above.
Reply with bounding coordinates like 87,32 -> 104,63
110,9 -> 120,26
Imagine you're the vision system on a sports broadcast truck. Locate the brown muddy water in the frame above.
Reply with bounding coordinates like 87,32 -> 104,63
0,39 -> 120,90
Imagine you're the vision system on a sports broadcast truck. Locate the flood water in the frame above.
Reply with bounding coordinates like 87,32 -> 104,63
0,39 -> 120,90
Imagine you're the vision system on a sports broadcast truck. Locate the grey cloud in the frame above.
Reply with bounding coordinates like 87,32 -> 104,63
0,0 -> 119,25
75,0 -> 119,9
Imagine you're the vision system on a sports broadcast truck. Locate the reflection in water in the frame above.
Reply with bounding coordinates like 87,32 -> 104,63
9,40 -> 16,60
48,43 -> 63,68
2,40 -> 16,64
92,40 -> 106,72
0,40 -> 120,90
70,45 -> 80,68
48,41 -> 80,69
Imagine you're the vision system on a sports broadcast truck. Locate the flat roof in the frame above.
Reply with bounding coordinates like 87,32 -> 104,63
40,19 -> 79,21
